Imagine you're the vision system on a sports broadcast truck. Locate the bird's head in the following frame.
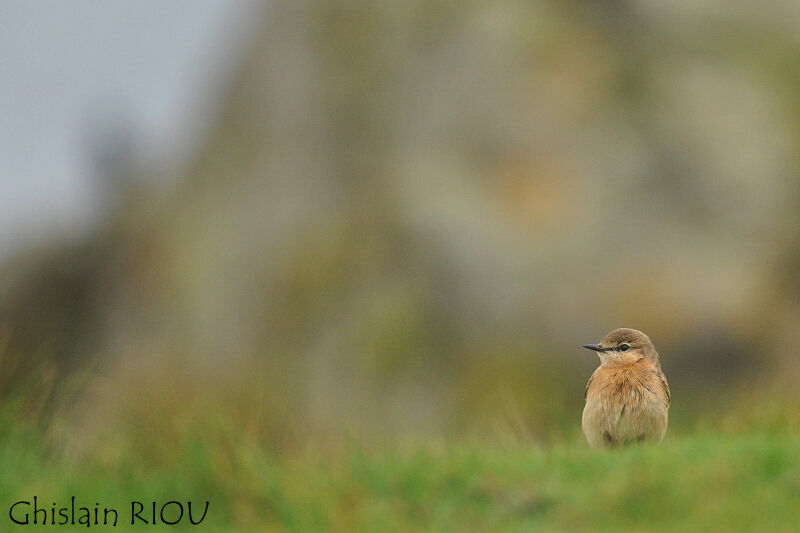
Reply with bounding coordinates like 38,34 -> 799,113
583,328 -> 658,367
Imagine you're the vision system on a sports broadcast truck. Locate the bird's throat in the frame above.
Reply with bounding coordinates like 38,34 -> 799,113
599,352 -> 644,367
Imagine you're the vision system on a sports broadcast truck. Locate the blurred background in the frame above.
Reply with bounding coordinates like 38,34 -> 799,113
2,0 -> 800,455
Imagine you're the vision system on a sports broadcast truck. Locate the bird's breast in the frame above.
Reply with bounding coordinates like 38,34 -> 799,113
583,363 -> 668,447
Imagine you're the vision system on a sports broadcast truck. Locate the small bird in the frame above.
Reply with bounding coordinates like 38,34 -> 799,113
582,328 -> 670,448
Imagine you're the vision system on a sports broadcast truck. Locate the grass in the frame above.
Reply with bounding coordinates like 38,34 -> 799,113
0,410 -> 798,532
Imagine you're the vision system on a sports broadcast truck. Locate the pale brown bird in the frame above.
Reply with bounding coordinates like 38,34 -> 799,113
582,328 -> 670,448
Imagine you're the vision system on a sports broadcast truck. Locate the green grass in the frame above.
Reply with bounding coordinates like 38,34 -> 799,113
1,414 -> 799,532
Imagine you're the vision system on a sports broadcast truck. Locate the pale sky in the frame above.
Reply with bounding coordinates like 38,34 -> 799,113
0,0 -> 259,255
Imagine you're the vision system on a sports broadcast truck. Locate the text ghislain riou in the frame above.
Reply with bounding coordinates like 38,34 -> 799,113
9,497 -> 209,527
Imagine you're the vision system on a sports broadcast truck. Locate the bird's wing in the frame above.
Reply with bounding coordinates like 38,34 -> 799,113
658,370 -> 671,409
585,368 -> 600,400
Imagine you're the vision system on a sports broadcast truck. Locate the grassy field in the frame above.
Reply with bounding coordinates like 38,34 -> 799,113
1,409 -> 799,532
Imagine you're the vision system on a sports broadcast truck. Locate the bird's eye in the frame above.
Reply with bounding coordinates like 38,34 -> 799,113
618,343 -> 630,352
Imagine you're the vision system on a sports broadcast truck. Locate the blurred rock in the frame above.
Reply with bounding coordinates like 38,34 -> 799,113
3,0 -> 800,440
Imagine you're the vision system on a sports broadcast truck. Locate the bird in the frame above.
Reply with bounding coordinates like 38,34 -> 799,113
581,328 -> 670,448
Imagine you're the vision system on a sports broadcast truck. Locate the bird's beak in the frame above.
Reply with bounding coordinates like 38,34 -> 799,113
583,344 -> 606,352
